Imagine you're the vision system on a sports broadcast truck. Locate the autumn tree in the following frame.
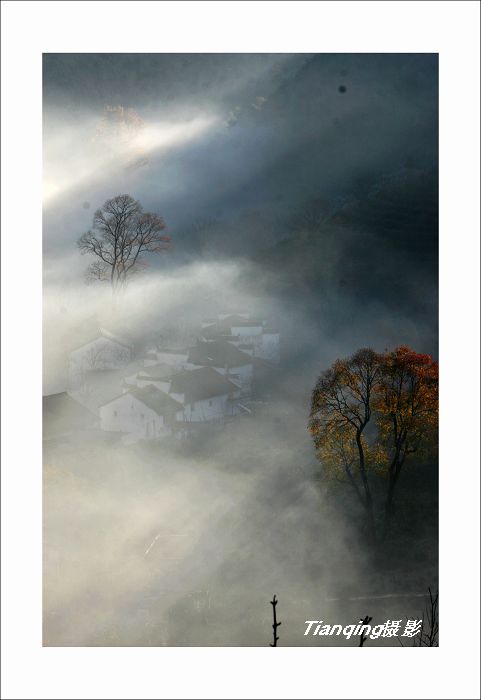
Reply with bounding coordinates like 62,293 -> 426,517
376,347 -> 438,532
78,194 -> 171,292
309,346 -> 438,539
309,348 -> 382,538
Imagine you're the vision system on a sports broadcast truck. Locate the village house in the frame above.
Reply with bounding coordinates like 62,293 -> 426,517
64,310 -> 281,441
130,362 -> 175,387
100,367 -> 242,441
136,366 -> 242,424
200,314 -> 280,364
258,327 -> 281,364
43,392 -> 98,441
68,324 -> 132,393
68,358 -> 145,415
186,340 -> 254,397
144,348 -> 190,372
99,384 -> 183,440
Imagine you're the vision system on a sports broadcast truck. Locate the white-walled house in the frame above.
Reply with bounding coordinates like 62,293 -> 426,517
221,315 -> 264,350
144,348 -> 190,371
135,366 -> 242,424
171,367 -> 241,422
128,362 -> 174,388
187,340 -> 254,397
68,359 -> 145,415
200,315 -> 263,349
99,385 -> 183,440
199,314 -> 280,364
258,329 -> 280,363
68,326 -> 132,392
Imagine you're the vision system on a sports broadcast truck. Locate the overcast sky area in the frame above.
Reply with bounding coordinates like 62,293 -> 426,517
43,54 -> 438,647
43,54 -> 437,326
44,53 -> 438,390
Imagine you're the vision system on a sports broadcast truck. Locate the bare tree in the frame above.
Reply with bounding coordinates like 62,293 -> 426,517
78,194 -> 171,292
359,615 -> 372,646
399,588 -> 439,647
416,588 -> 439,647
269,595 -> 281,647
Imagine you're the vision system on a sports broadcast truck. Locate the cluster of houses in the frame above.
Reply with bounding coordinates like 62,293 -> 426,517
52,313 -> 280,443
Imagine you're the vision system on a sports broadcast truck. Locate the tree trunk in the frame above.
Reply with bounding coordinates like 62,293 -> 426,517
383,457 -> 404,538
356,430 -> 377,541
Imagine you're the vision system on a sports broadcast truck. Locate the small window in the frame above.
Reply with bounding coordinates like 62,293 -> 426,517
114,410 -> 118,417
141,413 -> 144,420
208,400 -> 213,406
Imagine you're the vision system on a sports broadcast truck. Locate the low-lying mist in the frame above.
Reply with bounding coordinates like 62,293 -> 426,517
43,260 -> 437,646
43,52 -> 438,646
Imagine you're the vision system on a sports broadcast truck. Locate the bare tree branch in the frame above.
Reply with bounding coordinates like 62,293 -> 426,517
269,595 -> 281,647
77,194 -> 171,292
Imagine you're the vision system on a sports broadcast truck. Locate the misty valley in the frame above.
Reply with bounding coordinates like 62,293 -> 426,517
42,53 -> 439,648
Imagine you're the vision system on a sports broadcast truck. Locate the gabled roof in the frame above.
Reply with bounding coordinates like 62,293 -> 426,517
167,367 -> 239,402
43,392 -> 97,422
156,348 -> 189,355
188,340 -> 253,369
64,315 -> 133,352
200,325 -> 240,342
218,314 -> 264,329
101,384 -> 182,415
137,363 -> 174,380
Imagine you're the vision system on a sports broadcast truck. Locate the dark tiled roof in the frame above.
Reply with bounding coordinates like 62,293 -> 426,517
168,367 -> 239,402
188,340 -> 253,369
218,315 -> 264,329
200,325 -> 240,342
43,392 -> 97,422
156,348 -> 189,355
65,317 -> 132,352
101,385 -> 182,415
137,363 -> 174,380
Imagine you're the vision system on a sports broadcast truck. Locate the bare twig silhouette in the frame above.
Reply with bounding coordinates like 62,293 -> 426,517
398,587 -> 439,647
419,587 -> 439,647
359,615 -> 372,646
269,595 -> 281,647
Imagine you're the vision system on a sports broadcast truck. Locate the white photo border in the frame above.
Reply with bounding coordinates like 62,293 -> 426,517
1,1 -> 480,699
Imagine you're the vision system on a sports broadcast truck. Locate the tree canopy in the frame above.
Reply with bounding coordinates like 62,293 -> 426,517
78,194 -> 171,291
309,346 -> 438,538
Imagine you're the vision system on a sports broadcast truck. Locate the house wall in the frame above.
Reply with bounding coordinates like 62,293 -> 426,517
230,325 -> 263,336
180,394 -> 231,422
225,364 -> 253,397
258,332 -> 281,363
100,394 -> 168,440
69,337 -> 131,390
229,325 -> 263,351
